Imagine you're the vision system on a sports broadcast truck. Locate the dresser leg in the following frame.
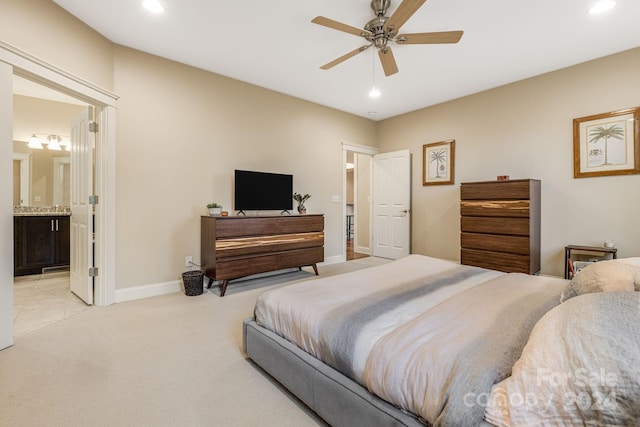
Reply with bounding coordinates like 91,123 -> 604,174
220,280 -> 230,297
312,264 -> 318,276
206,277 -> 214,289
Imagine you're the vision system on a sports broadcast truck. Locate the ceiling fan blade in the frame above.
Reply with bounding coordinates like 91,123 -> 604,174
320,45 -> 372,70
311,16 -> 372,38
383,0 -> 427,34
396,30 -> 464,44
378,47 -> 399,76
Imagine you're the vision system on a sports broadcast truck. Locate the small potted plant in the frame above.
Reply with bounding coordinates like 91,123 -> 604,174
293,192 -> 310,214
207,203 -> 222,216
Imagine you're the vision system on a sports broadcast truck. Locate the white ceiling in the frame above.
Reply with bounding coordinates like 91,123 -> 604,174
51,0 -> 640,121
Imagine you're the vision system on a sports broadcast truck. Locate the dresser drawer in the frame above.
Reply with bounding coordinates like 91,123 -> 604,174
460,200 -> 530,218
215,247 -> 324,280
461,180 -> 535,200
461,248 -> 533,274
461,217 -> 530,236
215,215 -> 324,238
216,232 -> 324,258
461,233 -> 530,256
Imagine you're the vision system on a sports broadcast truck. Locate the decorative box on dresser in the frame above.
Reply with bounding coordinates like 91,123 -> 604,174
460,179 -> 541,274
201,214 -> 324,296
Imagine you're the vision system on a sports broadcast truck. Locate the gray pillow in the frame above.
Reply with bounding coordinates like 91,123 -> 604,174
560,259 -> 640,302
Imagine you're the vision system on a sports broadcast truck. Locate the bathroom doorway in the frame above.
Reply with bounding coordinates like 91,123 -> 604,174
12,77 -> 91,335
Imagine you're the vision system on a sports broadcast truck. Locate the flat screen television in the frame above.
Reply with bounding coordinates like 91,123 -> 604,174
234,169 -> 293,212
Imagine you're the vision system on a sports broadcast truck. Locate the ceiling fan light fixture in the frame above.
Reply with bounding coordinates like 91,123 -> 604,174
143,0 -> 164,14
369,86 -> 381,98
589,0 -> 616,14
312,0 -> 463,77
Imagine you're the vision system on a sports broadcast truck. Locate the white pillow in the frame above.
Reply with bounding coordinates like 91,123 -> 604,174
560,259 -> 640,303
616,256 -> 640,270
484,292 -> 640,426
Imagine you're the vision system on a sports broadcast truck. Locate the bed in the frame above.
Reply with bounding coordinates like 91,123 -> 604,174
242,254 -> 640,426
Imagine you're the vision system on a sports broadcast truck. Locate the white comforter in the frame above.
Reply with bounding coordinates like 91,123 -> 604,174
255,255 -> 566,425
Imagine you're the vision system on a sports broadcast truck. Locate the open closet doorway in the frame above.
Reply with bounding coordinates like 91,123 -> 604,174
343,143 -> 377,261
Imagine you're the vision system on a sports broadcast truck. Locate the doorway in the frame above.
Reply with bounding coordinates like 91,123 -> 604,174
1,43 -> 118,350
343,143 -> 377,261
12,78 -> 91,335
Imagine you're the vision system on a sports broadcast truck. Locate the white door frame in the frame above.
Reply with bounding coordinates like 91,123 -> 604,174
0,41 -> 117,311
1,61 -> 14,350
342,142 -> 378,261
52,156 -> 70,206
12,152 -> 30,205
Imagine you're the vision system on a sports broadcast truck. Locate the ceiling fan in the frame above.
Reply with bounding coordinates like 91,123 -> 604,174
311,0 -> 463,76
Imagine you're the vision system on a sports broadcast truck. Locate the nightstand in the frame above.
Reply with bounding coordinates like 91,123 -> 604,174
564,245 -> 618,279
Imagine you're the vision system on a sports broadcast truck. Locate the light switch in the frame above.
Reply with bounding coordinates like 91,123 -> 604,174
331,195 -> 340,203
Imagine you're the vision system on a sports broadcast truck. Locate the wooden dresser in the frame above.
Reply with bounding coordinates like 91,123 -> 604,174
201,214 -> 324,296
460,179 -> 540,274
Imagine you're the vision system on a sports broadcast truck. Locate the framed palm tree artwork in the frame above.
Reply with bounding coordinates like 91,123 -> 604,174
573,107 -> 640,178
423,139 -> 455,185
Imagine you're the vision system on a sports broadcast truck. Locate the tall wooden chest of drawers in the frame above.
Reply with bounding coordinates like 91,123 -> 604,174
460,179 -> 540,274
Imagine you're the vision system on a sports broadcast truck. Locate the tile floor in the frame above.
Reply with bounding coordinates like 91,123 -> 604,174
13,272 -> 91,337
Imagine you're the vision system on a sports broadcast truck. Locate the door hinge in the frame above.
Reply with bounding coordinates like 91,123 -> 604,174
89,267 -> 99,277
89,195 -> 99,205
89,122 -> 98,133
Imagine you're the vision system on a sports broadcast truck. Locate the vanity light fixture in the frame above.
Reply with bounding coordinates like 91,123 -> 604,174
589,0 -> 616,14
27,133 -> 69,150
28,134 -> 43,149
47,135 -> 62,151
143,0 -> 165,14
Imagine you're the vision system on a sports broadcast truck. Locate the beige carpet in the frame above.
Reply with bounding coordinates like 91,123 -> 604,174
0,257 -> 388,427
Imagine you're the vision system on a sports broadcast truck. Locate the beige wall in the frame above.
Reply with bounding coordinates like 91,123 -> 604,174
113,46 -> 377,289
377,48 -> 640,277
0,0 -> 114,91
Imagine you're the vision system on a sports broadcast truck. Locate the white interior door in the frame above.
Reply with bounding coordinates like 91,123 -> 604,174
70,108 -> 94,304
372,149 -> 411,259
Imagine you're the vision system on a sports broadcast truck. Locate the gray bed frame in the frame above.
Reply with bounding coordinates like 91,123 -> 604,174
243,318 -> 428,427
243,318 -> 496,426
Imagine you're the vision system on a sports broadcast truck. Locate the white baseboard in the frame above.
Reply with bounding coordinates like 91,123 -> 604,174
115,256 -> 345,303
355,245 -> 370,255
115,280 -> 183,303
320,255 -> 344,266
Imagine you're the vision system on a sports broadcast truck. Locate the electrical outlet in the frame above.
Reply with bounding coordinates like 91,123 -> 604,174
185,256 -> 193,267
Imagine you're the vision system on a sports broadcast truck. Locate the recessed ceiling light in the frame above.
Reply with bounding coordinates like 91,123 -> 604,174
143,0 -> 164,14
589,0 -> 616,15
367,111 -> 377,116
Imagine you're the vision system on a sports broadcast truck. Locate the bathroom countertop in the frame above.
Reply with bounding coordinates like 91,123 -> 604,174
14,207 -> 71,216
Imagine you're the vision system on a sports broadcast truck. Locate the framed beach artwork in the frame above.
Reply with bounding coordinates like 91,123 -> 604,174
423,139 -> 455,186
573,107 -> 640,178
